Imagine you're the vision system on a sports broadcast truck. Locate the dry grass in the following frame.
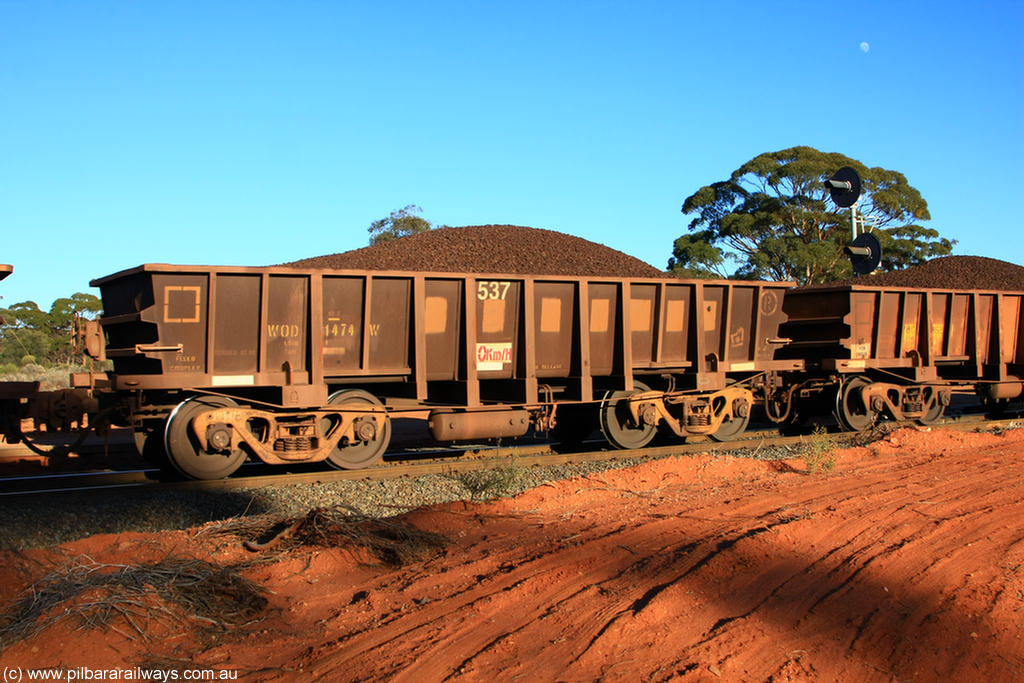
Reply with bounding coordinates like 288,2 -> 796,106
0,555 -> 267,650
0,364 -> 93,390
450,463 -> 526,501
200,505 -> 450,567
851,421 -> 901,446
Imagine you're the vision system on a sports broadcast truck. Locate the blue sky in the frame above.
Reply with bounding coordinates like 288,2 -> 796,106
1,0 -> 1022,308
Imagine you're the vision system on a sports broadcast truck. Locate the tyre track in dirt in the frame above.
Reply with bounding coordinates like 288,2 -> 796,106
265,429 -> 1024,683
632,442 -> 1023,681
298,514 -> 712,681
648,443 -> 1023,682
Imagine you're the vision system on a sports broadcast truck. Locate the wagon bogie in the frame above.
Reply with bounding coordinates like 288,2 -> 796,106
160,391 -> 390,472
873,382 -> 950,424
625,385 -> 754,440
831,375 -> 953,431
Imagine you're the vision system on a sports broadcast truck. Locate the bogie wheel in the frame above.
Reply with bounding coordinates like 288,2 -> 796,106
834,376 -> 878,432
709,408 -> 750,442
600,381 -> 658,450
164,396 -> 247,480
917,389 -> 946,426
324,389 -> 391,469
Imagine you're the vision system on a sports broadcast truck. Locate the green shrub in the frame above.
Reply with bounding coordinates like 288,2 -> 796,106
802,425 -> 837,474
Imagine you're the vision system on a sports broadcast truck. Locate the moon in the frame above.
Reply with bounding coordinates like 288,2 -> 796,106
860,42 -> 870,53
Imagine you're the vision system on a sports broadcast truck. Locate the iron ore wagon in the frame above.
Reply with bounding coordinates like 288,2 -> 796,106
774,282 -> 1024,429
86,264 -> 800,478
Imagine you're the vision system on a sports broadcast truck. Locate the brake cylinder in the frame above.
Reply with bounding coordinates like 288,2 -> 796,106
981,379 -> 1023,401
428,409 -> 531,442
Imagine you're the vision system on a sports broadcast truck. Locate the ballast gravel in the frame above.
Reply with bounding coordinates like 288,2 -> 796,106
0,459 -> 648,550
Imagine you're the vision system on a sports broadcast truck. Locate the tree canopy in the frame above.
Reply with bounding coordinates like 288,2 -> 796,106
367,205 -> 439,245
669,146 -> 955,285
0,293 -> 102,367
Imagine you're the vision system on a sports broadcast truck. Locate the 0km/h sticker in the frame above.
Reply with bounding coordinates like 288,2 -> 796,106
476,342 -> 512,371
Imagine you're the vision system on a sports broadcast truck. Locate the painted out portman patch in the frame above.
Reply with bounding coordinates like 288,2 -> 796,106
476,342 -> 512,371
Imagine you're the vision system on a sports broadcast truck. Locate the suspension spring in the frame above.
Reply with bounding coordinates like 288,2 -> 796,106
274,436 -> 315,452
687,414 -> 711,427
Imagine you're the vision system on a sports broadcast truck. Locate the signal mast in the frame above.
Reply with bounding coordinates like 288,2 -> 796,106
825,167 -> 881,276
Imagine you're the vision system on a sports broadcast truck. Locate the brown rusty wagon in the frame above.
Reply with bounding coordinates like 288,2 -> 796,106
86,264 -> 799,478
776,283 -> 1024,429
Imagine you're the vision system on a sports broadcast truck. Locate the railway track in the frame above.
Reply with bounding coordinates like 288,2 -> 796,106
3,413 -> 1019,498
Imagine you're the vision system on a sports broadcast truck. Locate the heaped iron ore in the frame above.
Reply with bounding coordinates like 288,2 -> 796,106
811,256 -> 1024,292
281,225 -> 666,278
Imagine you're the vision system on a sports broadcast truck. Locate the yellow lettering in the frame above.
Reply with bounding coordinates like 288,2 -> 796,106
324,322 -> 359,339
477,280 -> 513,301
267,323 -> 303,338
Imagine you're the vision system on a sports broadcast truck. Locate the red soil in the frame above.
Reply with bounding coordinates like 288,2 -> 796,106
2,426 -> 1023,682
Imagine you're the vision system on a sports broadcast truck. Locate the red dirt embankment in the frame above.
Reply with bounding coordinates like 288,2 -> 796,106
2,427 -> 1023,682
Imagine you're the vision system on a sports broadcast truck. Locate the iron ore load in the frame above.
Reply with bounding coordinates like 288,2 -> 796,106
86,226 -> 800,478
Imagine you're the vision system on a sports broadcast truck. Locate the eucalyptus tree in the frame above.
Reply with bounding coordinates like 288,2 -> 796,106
670,146 -> 954,284
367,204 -> 437,245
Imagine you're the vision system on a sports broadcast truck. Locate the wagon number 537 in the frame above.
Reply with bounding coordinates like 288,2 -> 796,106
477,281 -> 512,301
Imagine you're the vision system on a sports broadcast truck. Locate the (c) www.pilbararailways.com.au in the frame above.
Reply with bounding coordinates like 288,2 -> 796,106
3,667 -> 238,682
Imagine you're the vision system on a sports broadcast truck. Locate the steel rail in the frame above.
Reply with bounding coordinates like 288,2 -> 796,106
2,415 -> 1020,499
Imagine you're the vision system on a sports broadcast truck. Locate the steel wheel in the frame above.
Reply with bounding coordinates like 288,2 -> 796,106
834,376 -> 878,431
709,412 -> 750,442
164,395 -> 247,480
600,381 -> 657,450
917,390 -> 946,426
324,389 -> 391,469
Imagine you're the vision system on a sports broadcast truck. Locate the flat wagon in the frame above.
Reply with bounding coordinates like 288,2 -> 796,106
87,264 -> 800,478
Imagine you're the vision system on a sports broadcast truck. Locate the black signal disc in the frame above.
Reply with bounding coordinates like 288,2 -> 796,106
828,167 -> 862,208
849,232 -> 882,276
